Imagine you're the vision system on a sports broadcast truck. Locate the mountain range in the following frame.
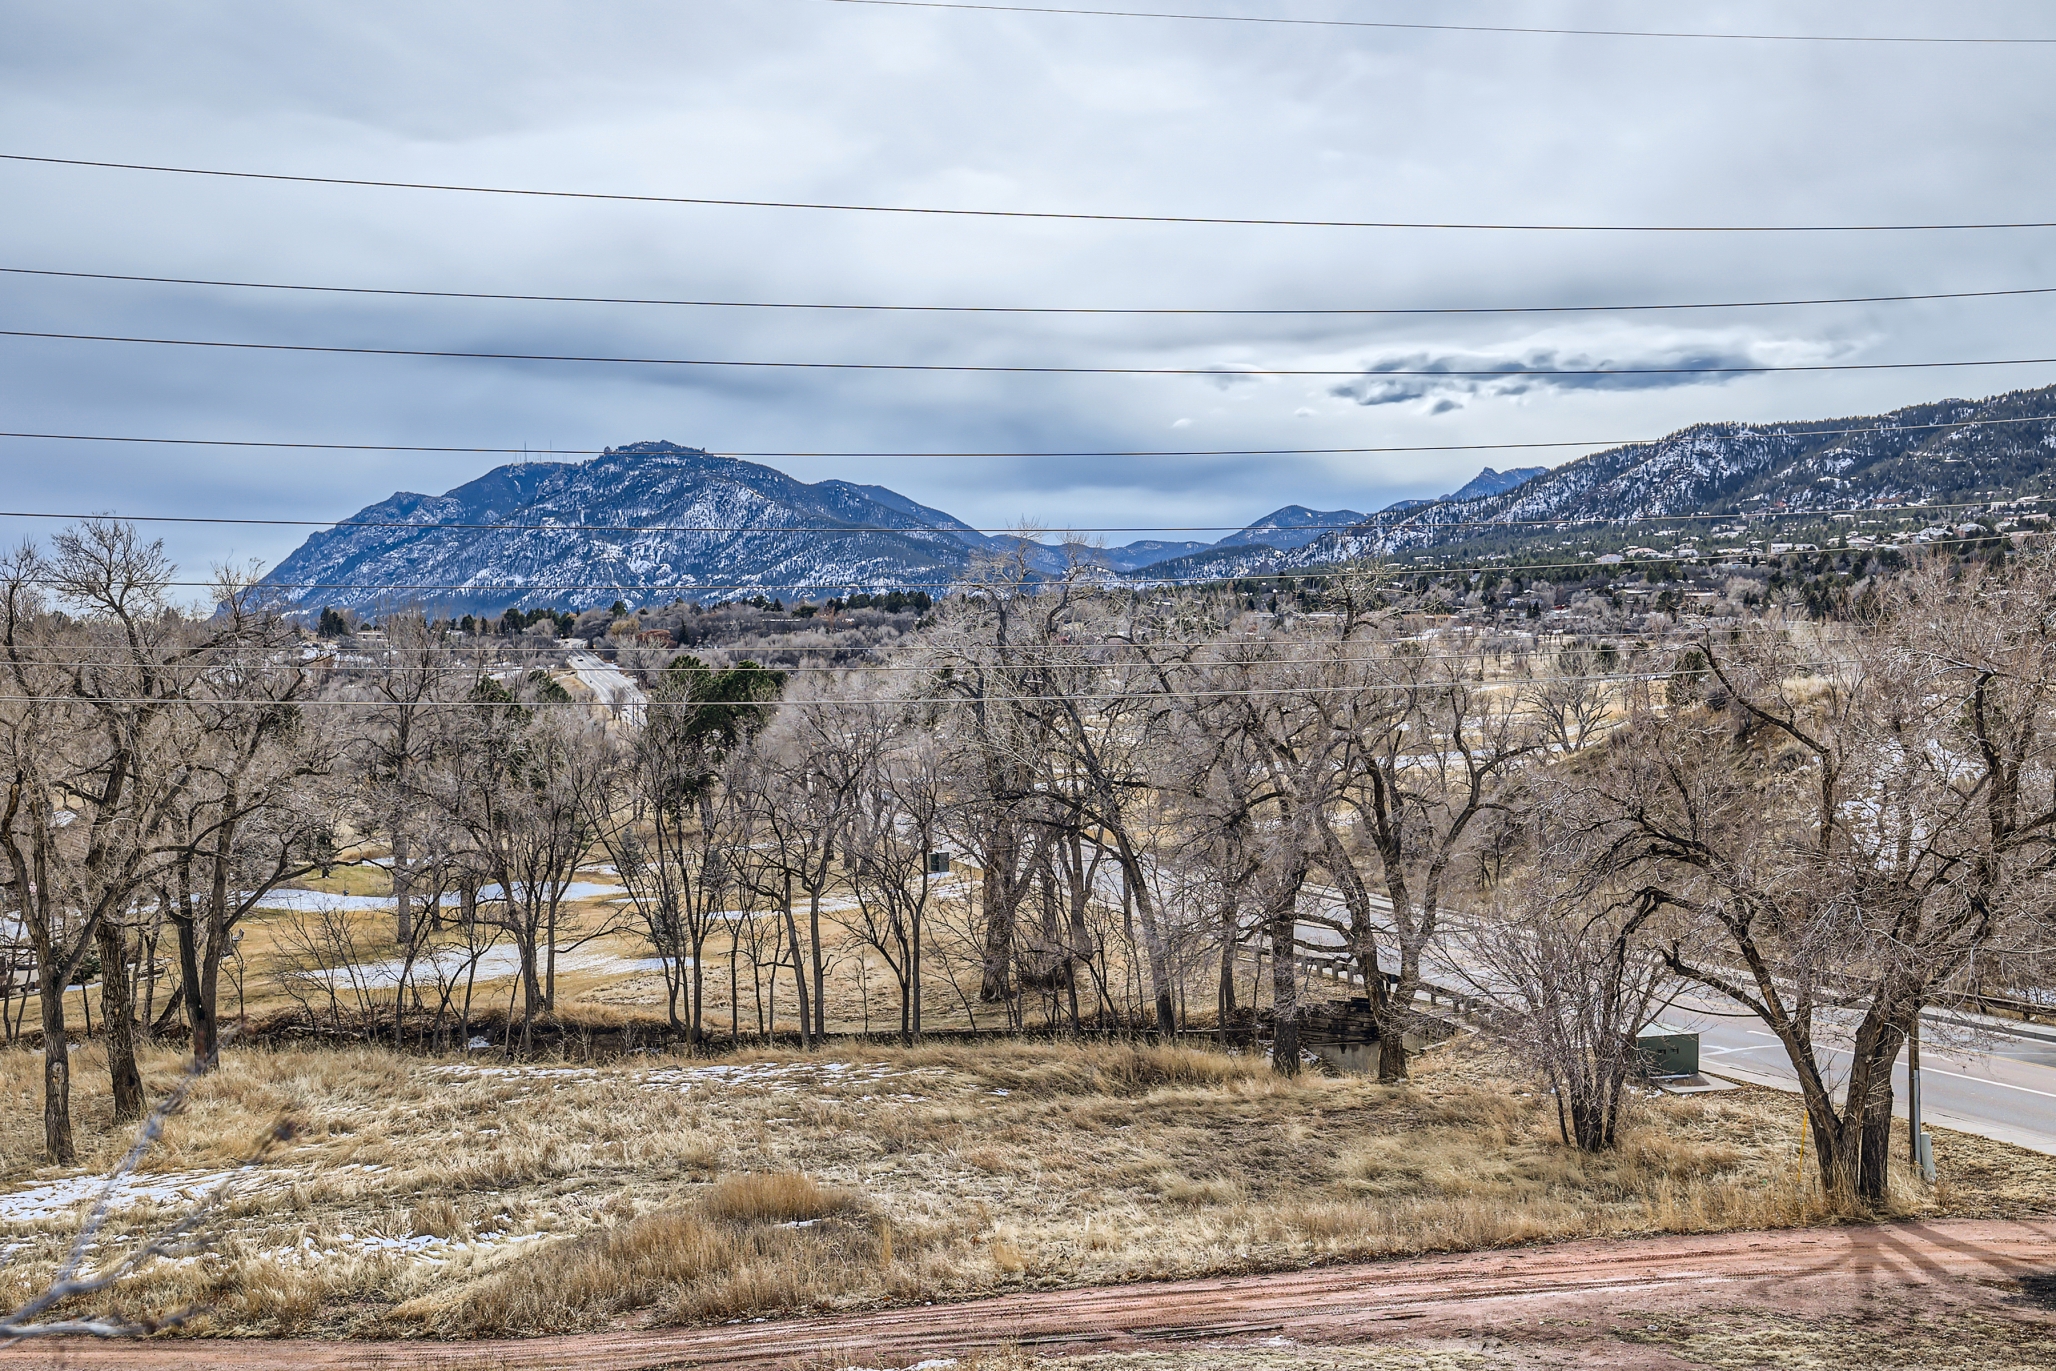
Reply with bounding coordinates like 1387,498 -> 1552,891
266,441 -> 1514,616
263,386 -> 2056,616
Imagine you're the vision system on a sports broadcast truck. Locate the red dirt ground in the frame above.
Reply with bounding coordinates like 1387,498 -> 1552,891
5,1217 -> 2053,1369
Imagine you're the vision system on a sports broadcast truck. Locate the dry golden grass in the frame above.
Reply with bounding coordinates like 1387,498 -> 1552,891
697,1170 -> 853,1225
0,1034 -> 2049,1339
426,1172 -> 891,1334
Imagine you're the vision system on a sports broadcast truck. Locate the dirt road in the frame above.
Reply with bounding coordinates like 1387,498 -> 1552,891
6,1219 -> 2053,1369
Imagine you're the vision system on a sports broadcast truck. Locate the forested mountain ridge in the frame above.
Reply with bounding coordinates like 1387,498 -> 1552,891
264,441 -> 1541,614
266,386 -> 2056,614
1189,385 -> 2056,578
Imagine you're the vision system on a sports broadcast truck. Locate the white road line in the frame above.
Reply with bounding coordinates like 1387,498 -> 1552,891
1917,1065 -> 2056,1101
1744,1029 -> 2056,1100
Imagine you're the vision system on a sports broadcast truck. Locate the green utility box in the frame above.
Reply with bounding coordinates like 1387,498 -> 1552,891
1636,1024 -> 1700,1079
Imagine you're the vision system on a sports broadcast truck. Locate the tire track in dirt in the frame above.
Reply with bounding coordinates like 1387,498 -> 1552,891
6,1218 -> 2053,1370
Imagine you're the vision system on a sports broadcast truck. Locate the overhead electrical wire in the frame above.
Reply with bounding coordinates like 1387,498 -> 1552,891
4,413 -> 2053,463
17,532 -> 2008,597
3,429 -> 1618,458
14,264 -> 2056,318
0,623 -> 1841,660
4,622 -> 1757,662
0,664 -> 1822,711
0,656 -> 1699,679
12,326 -> 2056,380
0,491 -> 2035,537
8,154 -> 2056,233
815,0 -> 2056,46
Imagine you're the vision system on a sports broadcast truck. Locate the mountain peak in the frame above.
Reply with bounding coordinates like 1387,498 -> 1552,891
264,443 -> 977,617
1444,466 -> 1549,502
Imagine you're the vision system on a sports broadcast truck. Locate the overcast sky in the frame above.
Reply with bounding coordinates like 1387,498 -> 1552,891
4,0 -> 2056,578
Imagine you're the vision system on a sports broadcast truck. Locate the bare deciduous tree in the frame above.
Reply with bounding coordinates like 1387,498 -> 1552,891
1581,554 -> 2056,1199
1456,828 -> 1678,1150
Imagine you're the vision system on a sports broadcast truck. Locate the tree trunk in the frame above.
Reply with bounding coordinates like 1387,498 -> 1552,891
808,888 -> 827,1041
191,821 -> 239,1071
1270,907 -> 1299,1075
690,928 -> 707,1046
519,925 -> 544,1054
1376,998 -> 1409,1082
393,828 -> 413,945
1217,905 -> 1240,1046
729,925 -> 741,1046
39,970 -> 74,1164
545,898 -> 558,1012
1118,856 -> 1176,1036
198,920 -> 227,1067
95,916 -> 145,1120
978,850 -> 1018,1004
1853,1026 -> 1904,1202
910,910 -> 923,1040
781,876 -> 812,1047
139,901 -> 165,1041
175,914 -> 217,1067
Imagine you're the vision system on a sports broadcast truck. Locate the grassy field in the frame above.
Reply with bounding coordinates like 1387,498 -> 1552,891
157,861 -> 1135,1044
1,1032 -> 2050,1340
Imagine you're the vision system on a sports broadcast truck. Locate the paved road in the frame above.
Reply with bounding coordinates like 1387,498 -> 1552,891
565,651 -> 648,725
1288,889 -> 2056,1154
8,1220 -> 2050,1369
1670,994 -> 2056,1154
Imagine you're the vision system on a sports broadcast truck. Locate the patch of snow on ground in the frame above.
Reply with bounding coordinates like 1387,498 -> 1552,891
278,1228 -> 547,1267
424,1063 -> 601,1082
641,1061 -> 923,1092
0,1170 -> 237,1223
254,879 -> 622,915
474,882 -> 623,902
304,945 -> 671,988
252,890 -> 436,913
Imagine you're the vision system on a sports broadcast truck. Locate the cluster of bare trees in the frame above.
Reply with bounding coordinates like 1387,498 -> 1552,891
908,547 -> 2056,1204
0,524 -> 338,1163
8,520 -> 2054,1209
1545,554 -> 2056,1198
910,554 -> 1549,1082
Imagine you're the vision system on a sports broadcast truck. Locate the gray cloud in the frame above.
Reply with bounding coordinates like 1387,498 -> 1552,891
1329,342 -> 1788,407
2,0 -> 2053,572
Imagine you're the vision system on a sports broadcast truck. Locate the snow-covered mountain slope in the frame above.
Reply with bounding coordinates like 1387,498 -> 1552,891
1232,385 -> 2056,575
1444,466 -> 1549,502
1074,539 -> 1213,572
264,442 -> 980,616
1214,505 -> 1368,552
270,385 -> 2056,616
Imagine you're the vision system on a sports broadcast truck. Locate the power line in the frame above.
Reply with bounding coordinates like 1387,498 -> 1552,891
0,647 -> 1695,673
18,533 -> 2011,597
0,492 -> 2035,537
0,621 -> 1824,657
0,666 -> 1811,710
3,429 -> 1560,458
13,326 -> 2056,380
4,624 -> 1722,660
818,0 -> 2056,46
0,637 -> 1744,668
4,412 -> 2053,462
9,153 -> 2056,232
15,264 -> 2056,317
